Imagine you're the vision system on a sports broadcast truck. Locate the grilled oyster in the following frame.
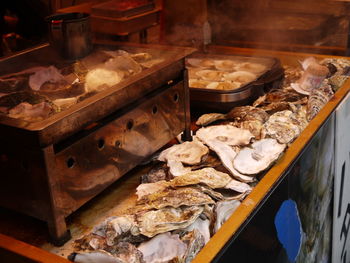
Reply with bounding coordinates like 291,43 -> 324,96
188,79 -> 211,89
138,232 -> 187,263
196,125 -> 254,147
107,242 -> 144,263
105,215 -> 140,246
195,70 -> 225,81
233,138 -> 286,175
214,60 -> 237,71
206,81 -> 241,90
158,141 -> 209,165
137,206 -> 204,237
196,113 -> 227,126
213,200 -> 241,233
235,62 -> 267,74
85,68 -> 123,93
187,58 -> 215,69
223,71 -> 257,84
137,187 -> 214,209
307,83 -> 334,121
8,101 -> 53,121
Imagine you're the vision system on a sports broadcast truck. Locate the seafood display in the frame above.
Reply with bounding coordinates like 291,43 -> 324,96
186,57 -> 269,91
0,49 -> 164,122
66,56 -> 349,263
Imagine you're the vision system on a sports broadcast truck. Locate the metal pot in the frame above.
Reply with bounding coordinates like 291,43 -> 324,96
46,12 -> 92,60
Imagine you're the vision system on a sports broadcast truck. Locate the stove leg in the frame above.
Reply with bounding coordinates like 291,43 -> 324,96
48,216 -> 71,246
181,68 -> 192,142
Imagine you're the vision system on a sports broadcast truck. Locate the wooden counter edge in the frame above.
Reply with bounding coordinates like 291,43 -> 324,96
192,47 -> 350,263
0,233 -> 70,263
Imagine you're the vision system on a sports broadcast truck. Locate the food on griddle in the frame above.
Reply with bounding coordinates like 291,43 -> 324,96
214,60 -> 237,71
84,68 -> 123,93
195,69 -> 226,82
188,79 -> 211,89
8,102 -> 53,122
235,62 -> 267,74
0,76 -> 29,93
206,81 -> 241,90
187,58 -> 215,69
223,71 -> 257,83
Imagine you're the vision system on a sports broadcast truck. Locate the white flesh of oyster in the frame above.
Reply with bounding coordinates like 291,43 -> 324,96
214,60 -> 237,71
214,200 -> 241,233
138,232 -> 187,263
203,139 -> 256,183
233,138 -> 286,175
196,113 -> 227,126
196,125 -> 254,146
158,141 -> 209,165
137,206 -> 204,237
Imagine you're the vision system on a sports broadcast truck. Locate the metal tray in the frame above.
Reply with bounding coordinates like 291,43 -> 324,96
0,42 -> 195,147
187,53 -> 284,112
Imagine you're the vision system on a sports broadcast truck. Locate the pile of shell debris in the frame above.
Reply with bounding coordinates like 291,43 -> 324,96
68,57 -> 350,263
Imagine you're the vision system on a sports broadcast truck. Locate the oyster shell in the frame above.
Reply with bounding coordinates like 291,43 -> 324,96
307,83 -> 334,121
214,200 -> 241,233
137,206 -> 204,237
141,163 -> 169,183
107,242 -> 144,263
171,167 -> 252,193
105,215 -> 140,246
158,141 -> 209,165
138,232 -> 187,263
70,250 -> 125,263
263,110 -> 302,144
223,71 -> 257,84
235,62 -> 267,74
196,125 -> 254,147
136,187 -> 214,209
233,138 -> 286,175
196,113 -> 227,126
136,181 -> 170,201
187,58 -> 215,69
167,160 -> 192,177
188,79 -> 211,89
195,70 -> 225,81
184,217 -> 211,244
85,68 -> 123,93
202,139 -> 256,183
181,230 -> 205,263
206,81 -> 241,90
214,60 -> 237,71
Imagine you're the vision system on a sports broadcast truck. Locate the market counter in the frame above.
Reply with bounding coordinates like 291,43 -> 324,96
1,47 -> 350,263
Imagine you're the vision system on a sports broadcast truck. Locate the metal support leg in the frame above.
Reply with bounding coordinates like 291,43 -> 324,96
181,68 -> 192,142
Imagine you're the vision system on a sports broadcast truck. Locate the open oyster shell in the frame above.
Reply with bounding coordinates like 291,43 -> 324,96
195,70 -> 226,81
138,232 -> 187,263
223,71 -> 257,84
214,200 -> 241,233
196,125 -> 254,147
158,141 -> 209,165
233,138 -> 286,175
137,206 -> 204,238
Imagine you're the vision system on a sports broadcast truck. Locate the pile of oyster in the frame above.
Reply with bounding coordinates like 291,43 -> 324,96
187,57 -> 267,91
0,50 -> 163,122
68,57 -> 349,263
